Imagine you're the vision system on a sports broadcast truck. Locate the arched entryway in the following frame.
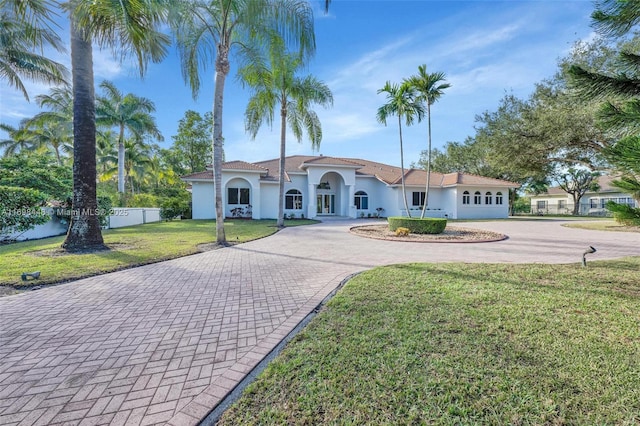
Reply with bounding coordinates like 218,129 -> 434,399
315,172 -> 345,216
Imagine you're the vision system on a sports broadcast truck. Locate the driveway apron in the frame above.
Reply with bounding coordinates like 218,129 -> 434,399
0,219 -> 638,426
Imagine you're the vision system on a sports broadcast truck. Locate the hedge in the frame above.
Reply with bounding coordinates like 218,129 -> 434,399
387,217 -> 447,234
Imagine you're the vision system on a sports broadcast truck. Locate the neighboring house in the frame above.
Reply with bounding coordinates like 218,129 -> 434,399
181,155 -> 519,220
529,175 -> 639,216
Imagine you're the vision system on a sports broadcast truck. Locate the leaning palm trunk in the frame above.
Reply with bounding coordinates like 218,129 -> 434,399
398,115 -> 411,218
277,107 -> 287,228
62,18 -> 105,251
213,51 -> 229,244
420,103 -> 432,219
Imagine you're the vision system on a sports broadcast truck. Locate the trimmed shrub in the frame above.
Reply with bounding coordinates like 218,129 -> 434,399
161,198 -> 190,220
387,216 -> 447,234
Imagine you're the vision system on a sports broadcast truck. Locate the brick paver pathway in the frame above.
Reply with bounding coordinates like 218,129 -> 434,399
1,219 -> 638,425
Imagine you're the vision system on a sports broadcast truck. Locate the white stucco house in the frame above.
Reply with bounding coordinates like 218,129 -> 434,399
529,175 -> 639,216
181,155 -> 519,220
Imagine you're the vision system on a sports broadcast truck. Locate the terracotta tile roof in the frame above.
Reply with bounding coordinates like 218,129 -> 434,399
183,155 -> 520,188
181,170 -> 213,180
223,160 -> 269,172
301,156 -> 364,167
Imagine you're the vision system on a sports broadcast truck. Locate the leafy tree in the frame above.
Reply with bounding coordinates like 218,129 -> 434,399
62,0 -> 169,251
0,153 -> 72,200
241,39 -> 332,228
405,64 -> 450,218
0,186 -> 50,239
416,137 -> 495,177
169,110 -> 213,175
556,168 -> 600,215
0,0 -> 68,100
96,80 -> 163,193
170,0 -> 316,245
377,81 -> 424,217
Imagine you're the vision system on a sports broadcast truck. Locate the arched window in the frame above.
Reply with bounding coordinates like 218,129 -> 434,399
485,191 -> 493,205
285,189 -> 303,209
355,191 -> 368,210
474,191 -> 482,205
462,191 -> 470,205
496,192 -> 503,205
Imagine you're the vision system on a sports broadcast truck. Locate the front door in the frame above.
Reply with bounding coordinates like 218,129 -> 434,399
316,194 -> 335,215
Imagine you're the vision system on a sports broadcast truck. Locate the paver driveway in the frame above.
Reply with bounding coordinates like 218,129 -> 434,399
1,219 -> 638,426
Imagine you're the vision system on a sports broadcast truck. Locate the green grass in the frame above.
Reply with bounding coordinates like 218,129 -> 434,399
0,219 -> 317,288
563,220 -> 640,233
219,258 -> 640,425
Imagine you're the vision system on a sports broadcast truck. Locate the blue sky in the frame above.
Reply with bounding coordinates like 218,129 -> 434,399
1,0 -> 596,167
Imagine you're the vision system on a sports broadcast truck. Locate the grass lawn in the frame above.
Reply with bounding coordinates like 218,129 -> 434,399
0,219 -> 317,288
219,258 -> 640,425
563,220 -> 640,233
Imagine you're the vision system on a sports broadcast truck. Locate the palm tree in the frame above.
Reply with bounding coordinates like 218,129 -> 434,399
405,65 -> 450,218
0,122 -> 32,156
170,0 -> 315,245
0,0 -> 68,100
61,0 -> 169,251
241,39 -> 332,228
96,80 -> 163,194
101,138 -> 154,194
27,120 -> 73,165
377,81 -> 424,218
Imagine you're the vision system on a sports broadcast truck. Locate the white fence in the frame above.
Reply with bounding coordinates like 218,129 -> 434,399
3,207 -> 162,242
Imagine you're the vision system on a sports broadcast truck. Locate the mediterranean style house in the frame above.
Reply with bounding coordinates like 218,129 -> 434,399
182,155 -> 519,220
529,175 -> 639,216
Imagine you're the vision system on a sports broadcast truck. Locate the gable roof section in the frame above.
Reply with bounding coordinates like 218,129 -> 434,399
181,155 -> 519,188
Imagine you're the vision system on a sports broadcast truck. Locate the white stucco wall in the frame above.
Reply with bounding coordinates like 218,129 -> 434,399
260,183 -> 279,219
190,181 -> 215,219
187,168 -> 514,221
282,175 -> 308,218
456,187 -> 510,219
108,208 -> 161,228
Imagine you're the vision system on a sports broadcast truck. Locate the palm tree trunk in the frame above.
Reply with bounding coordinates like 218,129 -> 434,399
117,124 -> 125,193
398,115 -> 411,218
213,49 -> 229,245
277,105 -> 287,228
62,16 -> 106,251
421,103 -> 432,219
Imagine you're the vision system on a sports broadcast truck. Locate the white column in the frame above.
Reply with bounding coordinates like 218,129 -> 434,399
348,184 -> 356,218
308,183 -> 316,218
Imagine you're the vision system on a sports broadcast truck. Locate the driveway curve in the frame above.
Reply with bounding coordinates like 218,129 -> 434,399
0,219 -> 638,426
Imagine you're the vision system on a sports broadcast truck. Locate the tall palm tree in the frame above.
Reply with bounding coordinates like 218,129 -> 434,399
61,0 -> 169,251
96,80 -> 163,193
0,0 -> 68,100
405,65 -> 450,218
241,39 -> 332,228
377,81 -> 424,218
101,138 -> 154,194
170,0 -> 315,245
